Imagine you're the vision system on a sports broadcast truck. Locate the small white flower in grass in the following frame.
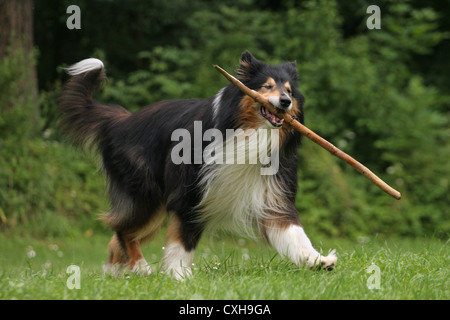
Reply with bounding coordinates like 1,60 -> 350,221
241,249 -> 249,261
48,244 -> 59,251
9,281 -> 25,294
26,246 -> 36,259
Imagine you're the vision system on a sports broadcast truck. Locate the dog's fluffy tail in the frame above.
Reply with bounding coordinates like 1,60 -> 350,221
59,58 -> 131,148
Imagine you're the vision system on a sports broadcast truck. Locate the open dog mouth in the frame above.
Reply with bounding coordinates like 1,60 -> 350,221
260,106 -> 284,127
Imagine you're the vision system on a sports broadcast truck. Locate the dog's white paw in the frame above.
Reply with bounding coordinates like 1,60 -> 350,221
306,249 -> 337,271
103,258 -> 152,277
103,263 -> 125,277
319,249 -> 337,270
164,266 -> 193,281
130,258 -> 153,276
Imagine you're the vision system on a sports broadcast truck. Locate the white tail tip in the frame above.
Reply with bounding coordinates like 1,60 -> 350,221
66,58 -> 104,76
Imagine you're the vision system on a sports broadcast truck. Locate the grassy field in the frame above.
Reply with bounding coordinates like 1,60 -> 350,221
0,231 -> 448,300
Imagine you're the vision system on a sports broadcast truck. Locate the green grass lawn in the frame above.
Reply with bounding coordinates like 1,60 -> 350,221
0,231 -> 448,300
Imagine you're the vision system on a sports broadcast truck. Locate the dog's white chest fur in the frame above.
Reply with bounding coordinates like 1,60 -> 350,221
197,129 -> 287,237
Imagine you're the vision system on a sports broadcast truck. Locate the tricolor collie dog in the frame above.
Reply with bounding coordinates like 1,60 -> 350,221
59,51 -> 337,279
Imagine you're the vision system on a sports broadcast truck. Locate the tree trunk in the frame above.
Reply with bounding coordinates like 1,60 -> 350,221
0,0 -> 38,115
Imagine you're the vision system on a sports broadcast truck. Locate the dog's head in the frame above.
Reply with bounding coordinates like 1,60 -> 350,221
235,51 -> 304,130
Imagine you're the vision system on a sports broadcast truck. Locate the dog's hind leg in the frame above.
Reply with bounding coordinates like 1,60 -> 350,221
104,232 -> 129,276
103,206 -> 167,277
125,205 -> 167,275
104,234 -> 152,276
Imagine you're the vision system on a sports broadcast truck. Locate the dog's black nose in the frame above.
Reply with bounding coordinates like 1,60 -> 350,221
279,95 -> 291,109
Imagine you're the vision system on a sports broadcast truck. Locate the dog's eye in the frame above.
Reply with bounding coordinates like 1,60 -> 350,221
287,89 -> 292,95
263,85 -> 273,90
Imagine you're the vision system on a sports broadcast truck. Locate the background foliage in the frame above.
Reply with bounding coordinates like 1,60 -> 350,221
1,0 -> 449,239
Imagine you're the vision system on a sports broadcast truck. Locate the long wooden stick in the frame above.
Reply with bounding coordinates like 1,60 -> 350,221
214,65 -> 402,200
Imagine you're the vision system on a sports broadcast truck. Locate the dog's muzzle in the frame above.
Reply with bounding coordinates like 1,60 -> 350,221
268,94 -> 292,111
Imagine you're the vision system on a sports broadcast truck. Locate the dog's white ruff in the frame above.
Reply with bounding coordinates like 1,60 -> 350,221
197,128 -> 287,237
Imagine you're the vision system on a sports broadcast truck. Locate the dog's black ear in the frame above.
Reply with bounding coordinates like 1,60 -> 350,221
283,61 -> 298,82
236,51 -> 264,81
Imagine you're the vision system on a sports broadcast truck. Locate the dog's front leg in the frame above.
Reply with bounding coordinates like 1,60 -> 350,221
264,222 -> 337,270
